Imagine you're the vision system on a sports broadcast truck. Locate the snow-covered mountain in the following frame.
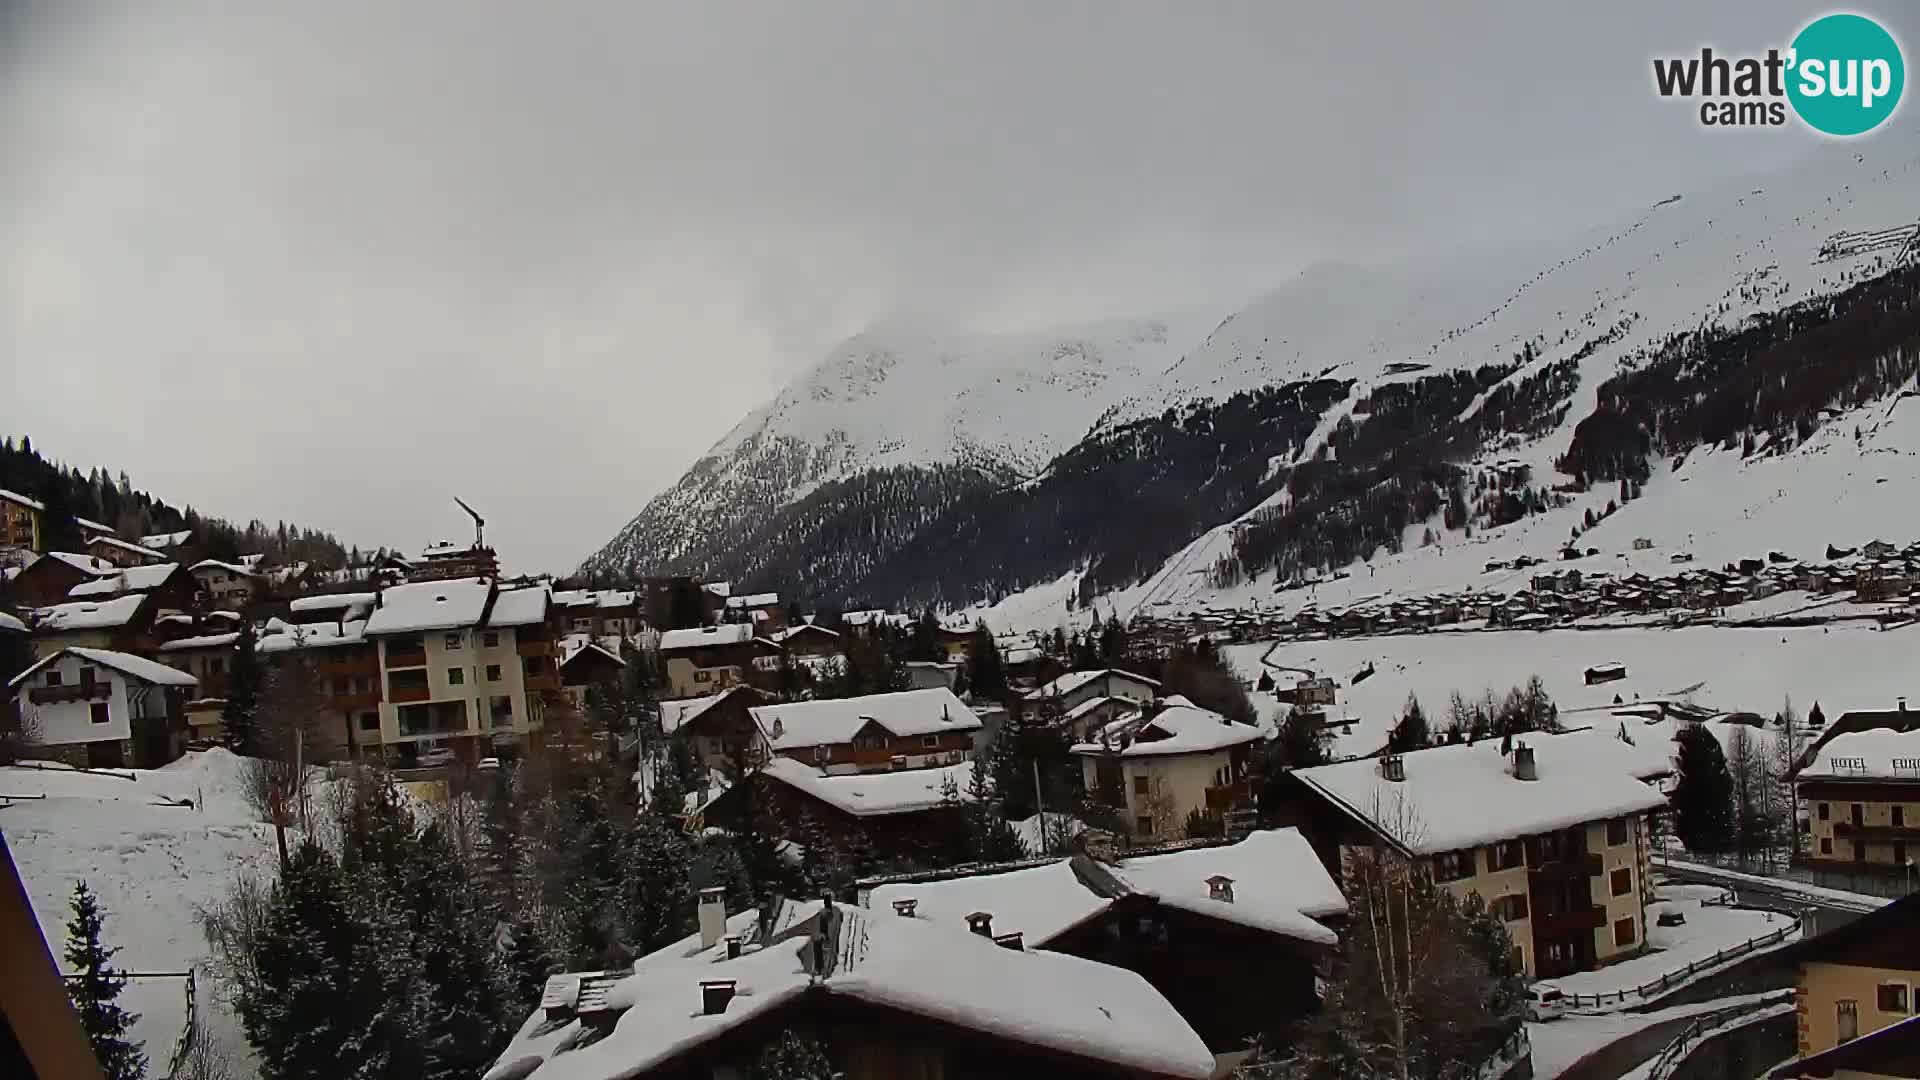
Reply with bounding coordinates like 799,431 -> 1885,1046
585,315 -> 1213,574
589,139 -> 1920,613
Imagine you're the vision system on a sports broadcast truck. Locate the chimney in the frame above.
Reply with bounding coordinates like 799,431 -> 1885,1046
1207,874 -> 1236,903
723,935 -> 742,959
891,898 -> 918,917
699,979 -> 737,1016
1514,743 -> 1538,782
698,886 -> 727,949
1380,754 -> 1405,783
965,911 -> 993,937
993,931 -> 1024,951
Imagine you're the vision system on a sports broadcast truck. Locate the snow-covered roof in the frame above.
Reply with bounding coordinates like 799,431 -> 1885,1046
1063,695 -> 1142,723
9,646 -> 197,691
770,623 -> 840,643
560,637 -> 625,669
1025,667 -> 1161,701
287,591 -> 375,613
723,591 -> 780,609
362,577 -> 492,634
1292,736 -> 1669,856
868,829 -> 1344,949
1798,728 -> 1920,781
486,899 -> 1213,1080
659,688 -> 749,734
158,632 -> 240,652
139,529 -> 192,548
32,594 -> 147,632
701,580 -> 731,598
840,608 -> 888,627
658,622 -> 756,652
43,552 -> 119,577
257,619 -> 368,653
553,588 -> 639,610
188,559 -> 256,577
487,584 -> 551,627
89,535 -> 166,561
753,687 -> 979,750
757,757 -> 978,817
0,486 -> 45,512
66,562 -> 181,598
1071,698 -> 1263,758
0,610 -> 26,634
75,516 -> 114,535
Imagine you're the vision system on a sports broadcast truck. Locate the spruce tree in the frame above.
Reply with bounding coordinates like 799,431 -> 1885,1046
239,841 -> 380,1080
1673,724 -> 1737,853
1389,693 -> 1430,752
411,826 -> 513,1080
222,624 -> 263,755
502,914 -> 557,1017
624,807 -> 696,953
965,626 -> 1008,701
63,882 -> 145,1080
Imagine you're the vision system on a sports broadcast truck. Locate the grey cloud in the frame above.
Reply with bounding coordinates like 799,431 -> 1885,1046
0,1 -> 1896,569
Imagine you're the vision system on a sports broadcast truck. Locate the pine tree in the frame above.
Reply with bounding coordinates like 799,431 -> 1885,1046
411,826 -> 514,1080
502,914 -> 557,1017
63,882 -> 145,1080
1673,725 -> 1737,853
222,624 -> 263,755
965,626 -> 1008,701
1388,693 -> 1430,752
624,807 -> 696,953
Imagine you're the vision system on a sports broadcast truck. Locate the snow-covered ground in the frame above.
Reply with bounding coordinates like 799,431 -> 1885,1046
1,751 -> 278,1073
1549,886 -> 1792,999
1219,621 -> 1914,757
1528,990 -> 1790,1080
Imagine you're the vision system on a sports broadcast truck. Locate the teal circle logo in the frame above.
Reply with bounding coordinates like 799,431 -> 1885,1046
1787,13 -> 1904,136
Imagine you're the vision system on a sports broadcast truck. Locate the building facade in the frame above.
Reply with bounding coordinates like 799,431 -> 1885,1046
0,488 -> 42,554
8,647 -> 196,767
1798,728 -> 1920,875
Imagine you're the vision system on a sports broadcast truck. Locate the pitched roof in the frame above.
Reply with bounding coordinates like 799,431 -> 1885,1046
756,757 -> 977,817
257,619 -> 369,653
0,610 -> 27,634
188,559 -> 257,577
157,632 -> 241,652
1071,698 -> 1262,758
9,646 -> 197,691
485,899 -> 1215,1080
362,577 -> 492,634
287,591 -> 375,613
1795,727 -> 1920,782
66,562 -> 183,598
868,829 -> 1345,948
0,487 -> 45,512
659,687 -> 754,734
139,530 -> 192,548
43,552 -> 119,577
1026,668 -> 1161,701
486,584 -> 551,627
770,623 -> 840,643
752,687 -> 978,751
723,591 -> 779,609
1292,734 -> 1669,856
658,622 -> 757,652
32,594 -> 148,632
89,535 -> 167,561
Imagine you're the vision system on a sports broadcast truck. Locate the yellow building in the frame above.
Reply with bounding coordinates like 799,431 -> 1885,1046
1769,893 -> 1918,1079
1072,695 -> 1263,843
1289,730 -> 1668,979
1797,728 -> 1920,876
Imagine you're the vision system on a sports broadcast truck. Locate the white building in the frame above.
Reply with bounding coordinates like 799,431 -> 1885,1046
1071,695 -> 1264,843
8,646 -> 197,768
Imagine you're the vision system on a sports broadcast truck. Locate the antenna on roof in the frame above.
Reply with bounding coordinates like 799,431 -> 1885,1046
453,497 -> 485,549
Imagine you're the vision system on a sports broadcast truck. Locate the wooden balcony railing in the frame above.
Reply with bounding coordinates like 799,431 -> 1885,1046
384,648 -> 427,669
389,684 -> 430,704
28,683 -> 111,705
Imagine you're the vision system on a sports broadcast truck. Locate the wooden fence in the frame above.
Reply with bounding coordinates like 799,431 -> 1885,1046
63,968 -> 197,1079
1563,914 -> 1799,1010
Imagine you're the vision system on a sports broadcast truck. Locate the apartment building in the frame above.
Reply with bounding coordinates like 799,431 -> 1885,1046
1769,893 -> 1919,1078
0,487 -> 42,554
29,593 -> 156,658
361,578 -> 555,765
658,622 -> 780,698
189,560 -> 263,609
1287,733 -> 1668,979
551,588 -> 644,640
257,619 -> 384,761
1798,727 -> 1920,875
1072,696 -> 1263,843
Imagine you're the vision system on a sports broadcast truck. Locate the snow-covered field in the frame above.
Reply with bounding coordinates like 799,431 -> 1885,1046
1,751 -> 277,1072
1220,621 -> 1916,756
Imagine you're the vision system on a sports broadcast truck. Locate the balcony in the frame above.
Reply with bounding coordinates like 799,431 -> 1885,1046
1529,852 -> 1604,880
1834,820 -> 1920,840
516,638 -> 553,658
1532,905 -> 1606,937
384,648 -> 427,669
390,684 -> 430,704
524,674 -> 560,692
28,682 -> 111,705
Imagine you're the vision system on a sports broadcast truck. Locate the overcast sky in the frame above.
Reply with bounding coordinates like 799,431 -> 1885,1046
2,2 -> 1905,572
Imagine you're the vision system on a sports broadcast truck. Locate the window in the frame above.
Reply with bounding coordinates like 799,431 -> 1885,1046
1488,840 -> 1524,871
1852,804 -> 1865,827
358,713 -> 379,732
1134,815 -> 1153,836
448,668 -> 464,686
1607,818 -> 1630,846
1818,802 -> 1830,820
1837,1000 -> 1859,1043
333,677 -> 350,695
1494,893 -> 1528,922
486,664 -> 502,682
1432,850 -> 1474,883
444,633 -> 463,650
920,735 -> 939,749
1895,805 -> 1906,827
1611,868 -> 1633,896
483,632 -> 500,648
1133,775 -> 1149,796
89,701 -> 110,725
1613,917 -> 1636,947
1878,983 -> 1911,1014
1821,837 -> 1833,855
209,657 -> 224,674
490,696 -> 514,728
79,666 -> 97,687
44,670 -> 62,686
694,668 -> 712,683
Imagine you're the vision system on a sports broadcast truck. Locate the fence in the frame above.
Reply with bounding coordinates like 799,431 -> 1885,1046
1563,913 -> 1800,1010
63,968 -> 197,1079
1642,991 -> 1793,1080
1673,850 -> 1917,901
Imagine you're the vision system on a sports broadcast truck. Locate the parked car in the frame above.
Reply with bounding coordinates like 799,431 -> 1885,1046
1526,983 -> 1569,1021
419,747 -> 457,768
477,756 -> 501,771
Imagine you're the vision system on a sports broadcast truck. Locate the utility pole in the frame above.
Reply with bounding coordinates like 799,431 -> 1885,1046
1032,759 -> 1049,854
